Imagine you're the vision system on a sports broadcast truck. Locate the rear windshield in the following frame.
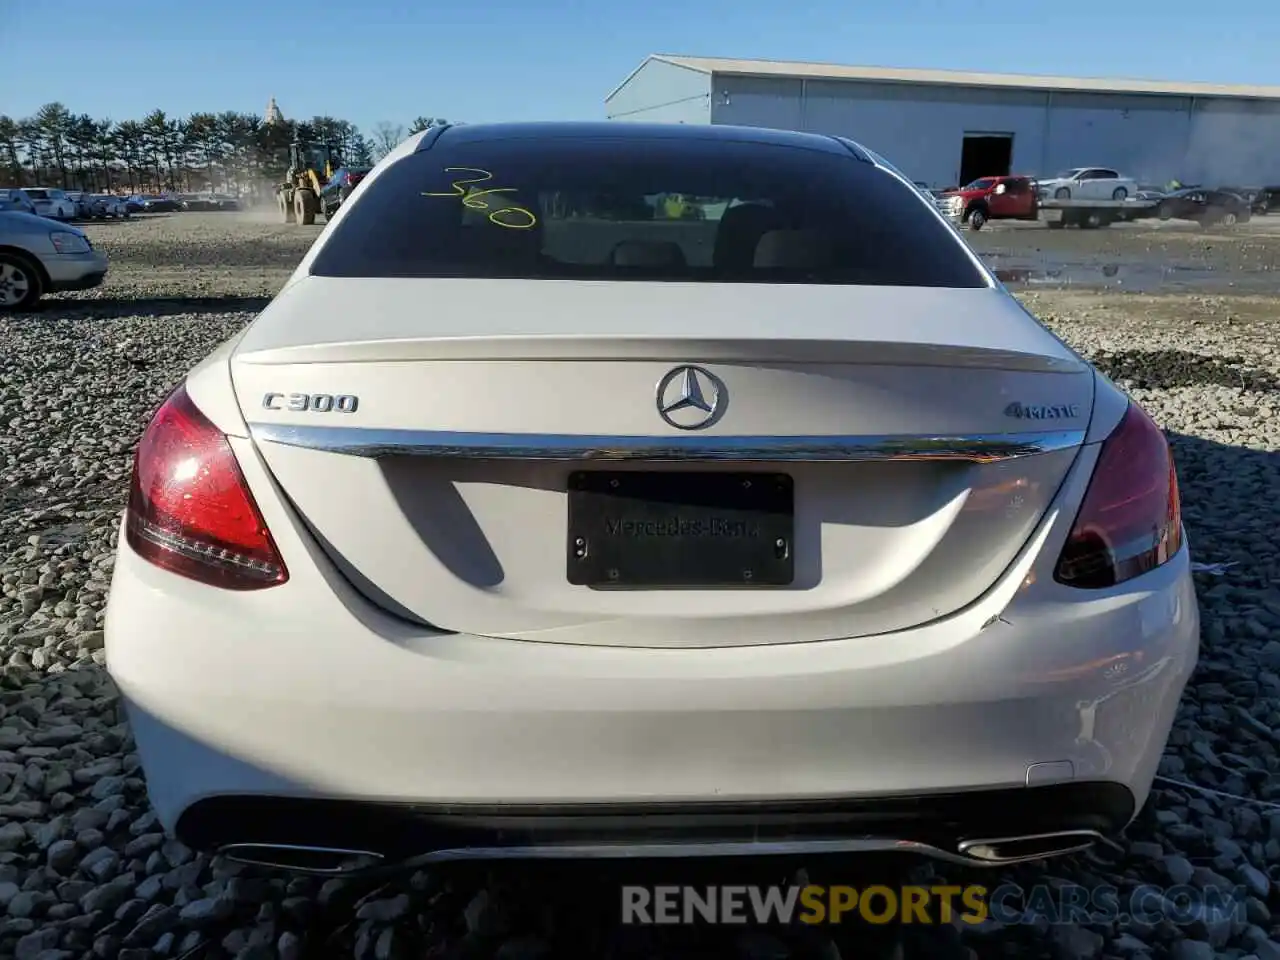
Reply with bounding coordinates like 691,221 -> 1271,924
310,135 -> 987,287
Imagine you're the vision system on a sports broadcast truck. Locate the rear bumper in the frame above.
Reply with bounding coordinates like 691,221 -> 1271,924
177,782 -> 1135,870
107,548 -> 1197,865
105,432 -> 1199,867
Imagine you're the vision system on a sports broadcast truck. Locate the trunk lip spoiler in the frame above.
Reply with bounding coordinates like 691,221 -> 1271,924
246,424 -> 1086,462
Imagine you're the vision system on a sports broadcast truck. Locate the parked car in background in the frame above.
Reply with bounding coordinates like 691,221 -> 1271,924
1036,168 -> 1138,201
1249,186 -> 1280,215
141,195 -> 183,213
1218,186 -> 1258,208
181,193 -> 240,211
319,166 -> 371,218
65,191 -> 95,219
0,210 -> 109,311
23,187 -> 77,220
1157,188 -> 1251,226
93,195 -> 132,219
0,188 -> 38,216
939,175 -> 1039,230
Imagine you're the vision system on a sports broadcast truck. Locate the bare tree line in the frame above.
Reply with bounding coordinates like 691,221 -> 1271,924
0,103 -> 457,197
368,116 -> 455,159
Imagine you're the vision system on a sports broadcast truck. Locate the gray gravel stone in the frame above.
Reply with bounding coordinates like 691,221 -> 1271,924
1171,941 -> 1217,960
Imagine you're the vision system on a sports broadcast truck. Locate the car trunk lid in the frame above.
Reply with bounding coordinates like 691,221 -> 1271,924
230,277 -> 1092,647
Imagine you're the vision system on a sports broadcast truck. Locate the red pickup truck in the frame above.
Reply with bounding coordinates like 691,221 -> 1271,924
940,175 -> 1040,231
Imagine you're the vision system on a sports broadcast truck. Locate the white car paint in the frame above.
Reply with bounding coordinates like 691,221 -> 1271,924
104,123 -> 1197,873
1037,168 -> 1139,201
22,187 -> 77,220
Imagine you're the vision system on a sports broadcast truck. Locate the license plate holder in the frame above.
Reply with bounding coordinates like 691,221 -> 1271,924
567,471 -> 794,588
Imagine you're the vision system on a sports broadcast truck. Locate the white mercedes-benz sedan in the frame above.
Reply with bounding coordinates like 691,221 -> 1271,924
105,121 -> 1198,875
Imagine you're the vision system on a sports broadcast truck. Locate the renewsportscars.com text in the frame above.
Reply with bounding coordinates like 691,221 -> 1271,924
621,884 -> 1247,926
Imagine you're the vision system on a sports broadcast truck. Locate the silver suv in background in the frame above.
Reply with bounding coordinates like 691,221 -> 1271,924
0,210 -> 109,310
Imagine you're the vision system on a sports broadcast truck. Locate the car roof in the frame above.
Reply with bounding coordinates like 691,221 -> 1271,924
422,121 -> 861,158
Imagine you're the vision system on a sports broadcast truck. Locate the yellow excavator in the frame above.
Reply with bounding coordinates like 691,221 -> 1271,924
276,140 -> 340,225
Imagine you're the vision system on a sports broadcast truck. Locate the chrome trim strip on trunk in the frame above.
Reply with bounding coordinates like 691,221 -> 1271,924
247,424 -> 1086,462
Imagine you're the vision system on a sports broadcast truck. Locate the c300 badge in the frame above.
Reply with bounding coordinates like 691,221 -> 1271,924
262,392 -> 359,413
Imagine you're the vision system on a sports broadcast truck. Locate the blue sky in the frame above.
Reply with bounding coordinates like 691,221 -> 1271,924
2,0 -> 1271,133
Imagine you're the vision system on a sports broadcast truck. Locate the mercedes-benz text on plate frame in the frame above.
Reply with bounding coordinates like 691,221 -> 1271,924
657,365 -> 724,430
567,470 -> 795,589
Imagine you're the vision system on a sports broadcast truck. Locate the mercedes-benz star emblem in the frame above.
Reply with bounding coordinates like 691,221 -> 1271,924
656,365 -> 724,430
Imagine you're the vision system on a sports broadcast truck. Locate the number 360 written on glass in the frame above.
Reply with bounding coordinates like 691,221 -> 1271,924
422,167 -> 537,229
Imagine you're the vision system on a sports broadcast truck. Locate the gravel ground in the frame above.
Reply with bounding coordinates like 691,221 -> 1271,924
2,212 -> 1280,959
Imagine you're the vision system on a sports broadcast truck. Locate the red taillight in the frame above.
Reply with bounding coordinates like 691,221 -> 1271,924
126,384 -> 288,590
1054,401 -> 1182,588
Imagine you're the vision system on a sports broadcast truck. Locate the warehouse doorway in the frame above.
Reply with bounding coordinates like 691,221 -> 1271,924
959,133 -> 1014,186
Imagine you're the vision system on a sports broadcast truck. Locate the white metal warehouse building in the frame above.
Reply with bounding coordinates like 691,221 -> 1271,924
605,54 -> 1280,190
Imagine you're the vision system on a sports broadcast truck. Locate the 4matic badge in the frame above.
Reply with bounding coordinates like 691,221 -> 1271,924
1004,401 -> 1080,420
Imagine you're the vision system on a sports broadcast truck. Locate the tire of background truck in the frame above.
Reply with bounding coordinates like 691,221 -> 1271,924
0,251 -> 45,312
1085,212 -> 1109,228
968,207 -> 987,231
1220,211 -> 1238,227
1158,202 -> 1173,221
1055,187 -> 1071,199
1046,219 -> 1065,229
294,189 -> 317,226
278,192 -> 295,224
1111,187 -> 1128,200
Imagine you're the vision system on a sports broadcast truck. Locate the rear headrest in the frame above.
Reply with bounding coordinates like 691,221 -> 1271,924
753,229 -> 833,269
610,240 -> 687,268
713,202 -> 780,268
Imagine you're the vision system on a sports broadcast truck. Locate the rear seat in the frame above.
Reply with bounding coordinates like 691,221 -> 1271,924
609,240 -> 688,269
752,229 -> 834,270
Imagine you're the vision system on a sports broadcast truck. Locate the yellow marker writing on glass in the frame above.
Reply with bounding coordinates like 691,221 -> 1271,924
422,167 -> 537,229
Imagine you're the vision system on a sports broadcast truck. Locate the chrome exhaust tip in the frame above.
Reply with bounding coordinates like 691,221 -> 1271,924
217,843 -> 385,874
957,829 -> 1103,865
